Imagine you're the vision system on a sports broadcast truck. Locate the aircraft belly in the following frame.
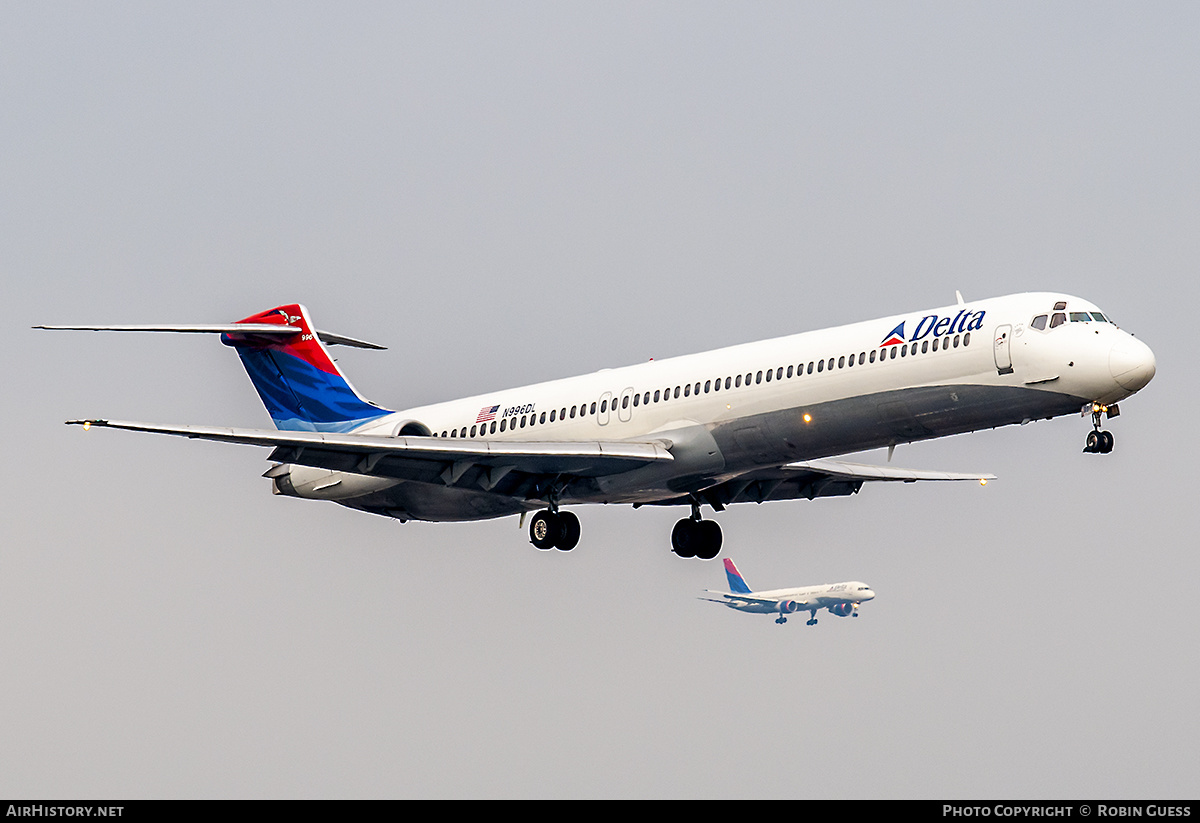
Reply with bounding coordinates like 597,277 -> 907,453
340,482 -> 532,522
712,383 -> 1087,467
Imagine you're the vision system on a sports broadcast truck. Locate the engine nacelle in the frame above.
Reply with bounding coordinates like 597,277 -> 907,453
270,464 -> 398,500
828,602 -> 854,617
778,600 -> 800,615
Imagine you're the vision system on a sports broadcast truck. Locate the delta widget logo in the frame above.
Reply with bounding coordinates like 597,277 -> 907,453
880,310 -> 987,347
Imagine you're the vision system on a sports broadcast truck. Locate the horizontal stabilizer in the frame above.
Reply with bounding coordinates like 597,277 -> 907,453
33,324 -> 386,349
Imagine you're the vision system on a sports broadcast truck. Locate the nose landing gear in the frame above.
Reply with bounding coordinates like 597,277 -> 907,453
1083,402 -> 1119,454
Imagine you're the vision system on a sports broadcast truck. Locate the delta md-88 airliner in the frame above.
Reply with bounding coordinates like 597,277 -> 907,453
41,291 -> 1155,559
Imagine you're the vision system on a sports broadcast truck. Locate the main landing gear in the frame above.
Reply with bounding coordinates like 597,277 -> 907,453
671,502 -> 723,560
1083,402 -> 1118,454
528,509 -> 581,551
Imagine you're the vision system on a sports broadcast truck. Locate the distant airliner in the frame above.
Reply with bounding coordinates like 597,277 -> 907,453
39,291 -> 1154,558
702,558 -> 875,625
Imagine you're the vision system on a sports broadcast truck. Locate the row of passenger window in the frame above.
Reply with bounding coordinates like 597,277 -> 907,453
436,332 -> 973,438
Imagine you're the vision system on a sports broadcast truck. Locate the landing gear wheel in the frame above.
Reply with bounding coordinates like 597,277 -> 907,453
671,517 -> 723,559
1084,429 -> 1115,454
555,511 -> 581,551
671,518 -> 699,558
529,510 -> 562,550
696,520 -> 723,560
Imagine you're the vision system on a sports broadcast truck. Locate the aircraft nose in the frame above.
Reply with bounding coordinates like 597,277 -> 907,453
1109,337 -> 1156,392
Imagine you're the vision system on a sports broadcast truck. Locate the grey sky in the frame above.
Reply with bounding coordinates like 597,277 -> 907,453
3,2 -> 1198,798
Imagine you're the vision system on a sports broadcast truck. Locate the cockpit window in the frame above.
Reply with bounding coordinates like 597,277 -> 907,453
1050,312 -> 1066,328
1091,312 -> 1110,323
1070,312 -> 1092,322
1031,314 -> 1048,330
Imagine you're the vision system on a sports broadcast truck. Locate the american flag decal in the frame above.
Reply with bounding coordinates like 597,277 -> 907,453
476,404 -> 500,424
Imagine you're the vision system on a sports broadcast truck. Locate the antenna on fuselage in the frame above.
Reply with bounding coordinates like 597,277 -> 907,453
955,290 -> 965,305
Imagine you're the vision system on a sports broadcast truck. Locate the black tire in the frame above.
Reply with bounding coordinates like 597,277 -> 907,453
671,518 -> 698,558
1100,430 -> 1114,454
555,511 -> 581,551
696,520 -> 723,560
1085,430 -> 1100,453
529,510 -> 562,550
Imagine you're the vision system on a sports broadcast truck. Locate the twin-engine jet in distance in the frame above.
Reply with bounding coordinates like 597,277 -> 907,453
39,291 -> 1155,558
701,558 -> 875,625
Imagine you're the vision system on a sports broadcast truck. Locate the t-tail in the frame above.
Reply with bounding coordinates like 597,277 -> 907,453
220,304 -> 392,432
36,303 -> 393,433
724,558 -> 753,594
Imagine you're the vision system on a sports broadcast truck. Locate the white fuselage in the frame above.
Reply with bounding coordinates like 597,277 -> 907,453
278,292 -> 1155,521
720,581 -> 877,616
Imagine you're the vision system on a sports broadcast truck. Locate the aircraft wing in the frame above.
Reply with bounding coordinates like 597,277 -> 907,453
66,419 -> 673,489
782,459 -> 995,483
700,590 -> 810,607
651,457 -> 993,508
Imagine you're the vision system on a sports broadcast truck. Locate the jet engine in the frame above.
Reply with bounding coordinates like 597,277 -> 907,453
778,600 -> 800,615
829,602 -> 855,617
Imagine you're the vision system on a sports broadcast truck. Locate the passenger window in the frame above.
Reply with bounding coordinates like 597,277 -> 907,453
673,387 -> 680,399
540,412 -> 547,424
827,358 -> 835,370
817,360 -> 824,373
838,356 -> 845,368
859,353 -> 865,365
963,332 -> 971,346
1050,313 -> 1066,328
756,371 -> 762,384
953,335 -> 960,347
520,416 -> 527,428
622,396 -> 629,409
694,382 -> 701,395
724,377 -> 731,389
653,390 -> 660,402
735,375 -> 743,388
704,380 -> 711,393
471,425 -> 477,437
869,351 -> 876,363
632,394 -> 639,407
776,367 -> 783,380
890,347 -> 897,360
932,339 -> 940,351
500,419 -> 507,432
1031,315 -> 1047,330
765,369 -> 772,382
921,340 -> 929,353
569,406 -> 576,419
590,402 -> 597,414
900,346 -> 906,357
787,365 -> 793,378
683,384 -> 691,397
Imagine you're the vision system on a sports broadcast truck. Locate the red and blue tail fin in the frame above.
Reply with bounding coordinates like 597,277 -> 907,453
221,304 -> 392,432
724,558 -> 753,594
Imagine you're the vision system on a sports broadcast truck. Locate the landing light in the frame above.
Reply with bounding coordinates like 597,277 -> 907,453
979,478 -> 987,486
82,421 -> 91,431
803,413 -> 812,423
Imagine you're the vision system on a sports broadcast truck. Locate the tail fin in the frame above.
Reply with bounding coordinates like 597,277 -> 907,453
723,558 -> 753,594
221,304 -> 392,432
